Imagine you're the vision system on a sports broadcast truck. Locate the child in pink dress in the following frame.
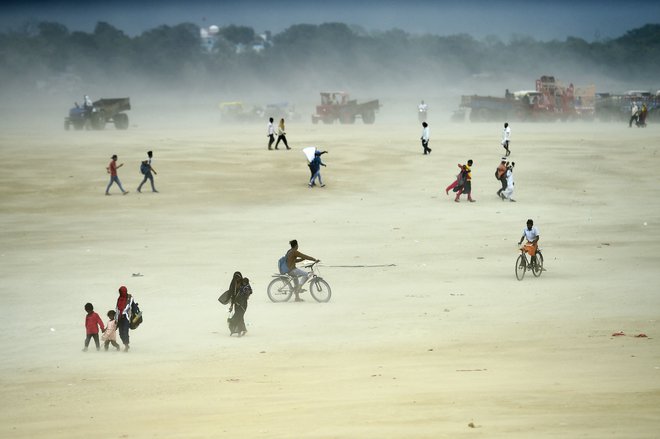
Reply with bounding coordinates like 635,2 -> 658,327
102,310 -> 120,351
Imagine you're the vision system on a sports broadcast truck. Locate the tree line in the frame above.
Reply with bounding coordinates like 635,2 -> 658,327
1,20 -> 658,92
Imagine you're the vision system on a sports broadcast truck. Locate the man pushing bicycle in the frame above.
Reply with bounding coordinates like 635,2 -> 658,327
518,219 -> 540,264
280,239 -> 319,302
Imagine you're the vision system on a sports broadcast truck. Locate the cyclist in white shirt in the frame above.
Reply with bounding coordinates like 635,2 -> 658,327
518,219 -> 540,262
501,122 -> 511,157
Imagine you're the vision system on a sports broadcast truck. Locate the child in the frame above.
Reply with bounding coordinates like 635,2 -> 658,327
228,277 -> 252,336
309,150 -> 327,188
83,303 -> 105,351
102,310 -> 121,351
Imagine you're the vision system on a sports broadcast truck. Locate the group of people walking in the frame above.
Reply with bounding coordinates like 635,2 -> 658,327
83,286 -> 140,352
438,121 -> 517,203
266,118 -> 331,188
267,117 -> 290,150
629,102 -> 648,128
105,151 -> 158,195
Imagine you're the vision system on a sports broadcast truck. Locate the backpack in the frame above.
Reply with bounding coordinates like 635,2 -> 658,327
130,301 -> 143,330
495,167 -> 500,179
278,251 -> 290,275
140,162 -> 150,175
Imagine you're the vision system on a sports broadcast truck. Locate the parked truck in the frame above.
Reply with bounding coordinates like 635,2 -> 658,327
458,76 -> 595,122
311,92 -> 380,124
65,97 -> 131,130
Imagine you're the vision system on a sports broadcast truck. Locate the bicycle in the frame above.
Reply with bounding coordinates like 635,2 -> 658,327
267,261 -> 332,302
515,246 -> 544,281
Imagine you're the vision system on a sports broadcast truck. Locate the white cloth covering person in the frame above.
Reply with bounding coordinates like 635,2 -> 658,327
502,167 -> 515,201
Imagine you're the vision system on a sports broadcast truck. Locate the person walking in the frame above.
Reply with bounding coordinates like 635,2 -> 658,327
445,163 -> 464,195
274,118 -> 290,150
83,303 -> 105,352
267,117 -> 275,150
418,100 -> 428,122
501,162 -> 516,202
638,104 -> 648,127
454,159 -> 475,202
420,122 -> 431,154
105,155 -> 128,195
221,271 -> 242,334
309,150 -> 327,188
496,158 -> 507,198
228,277 -> 252,336
629,103 -> 639,128
102,310 -> 121,351
137,150 -> 158,193
501,122 -> 511,156
115,286 -> 134,352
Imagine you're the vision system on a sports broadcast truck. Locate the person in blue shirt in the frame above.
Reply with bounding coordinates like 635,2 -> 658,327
308,150 -> 327,188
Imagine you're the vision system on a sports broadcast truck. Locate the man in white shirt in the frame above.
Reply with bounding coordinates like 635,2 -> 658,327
420,121 -> 431,155
418,100 -> 428,122
518,219 -> 539,261
267,117 -> 275,150
629,103 -> 639,127
83,95 -> 93,120
501,162 -> 515,202
501,122 -> 511,156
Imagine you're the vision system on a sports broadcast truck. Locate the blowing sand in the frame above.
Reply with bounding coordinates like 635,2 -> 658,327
0,112 -> 659,438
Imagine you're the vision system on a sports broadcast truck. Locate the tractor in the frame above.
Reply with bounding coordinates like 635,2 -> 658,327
65,97 -> 131,130
311,92 -> 380,125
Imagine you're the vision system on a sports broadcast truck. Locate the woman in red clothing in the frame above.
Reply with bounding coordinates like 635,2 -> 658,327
115,286 -> 134,352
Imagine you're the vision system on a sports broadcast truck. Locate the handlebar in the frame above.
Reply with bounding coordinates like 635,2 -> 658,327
302,260 -> 320,269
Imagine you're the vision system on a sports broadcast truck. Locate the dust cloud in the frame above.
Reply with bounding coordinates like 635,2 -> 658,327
1,13 -> 660,439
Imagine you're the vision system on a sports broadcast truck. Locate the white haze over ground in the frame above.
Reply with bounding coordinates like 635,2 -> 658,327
1,3 -> 660,438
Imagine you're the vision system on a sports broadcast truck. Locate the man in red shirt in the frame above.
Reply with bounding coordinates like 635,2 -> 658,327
105,154 -> 129,195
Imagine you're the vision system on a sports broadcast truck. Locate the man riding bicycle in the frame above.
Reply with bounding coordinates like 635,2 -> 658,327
518,219 -> 540,264
282,240 -> 319,302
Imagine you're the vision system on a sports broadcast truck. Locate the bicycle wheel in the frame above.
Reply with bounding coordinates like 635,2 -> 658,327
515,254 -> 526,281
532,252 -> 544,277
309,277 -> 332,303
267,277 -> 294,302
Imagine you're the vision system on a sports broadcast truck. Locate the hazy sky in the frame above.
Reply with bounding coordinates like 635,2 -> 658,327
2,0 -> 659,41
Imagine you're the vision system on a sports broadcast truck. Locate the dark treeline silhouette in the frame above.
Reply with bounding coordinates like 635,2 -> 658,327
1,21 -> 659,93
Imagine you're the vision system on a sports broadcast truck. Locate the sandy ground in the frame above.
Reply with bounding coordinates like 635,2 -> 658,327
0,108 -> 659,438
